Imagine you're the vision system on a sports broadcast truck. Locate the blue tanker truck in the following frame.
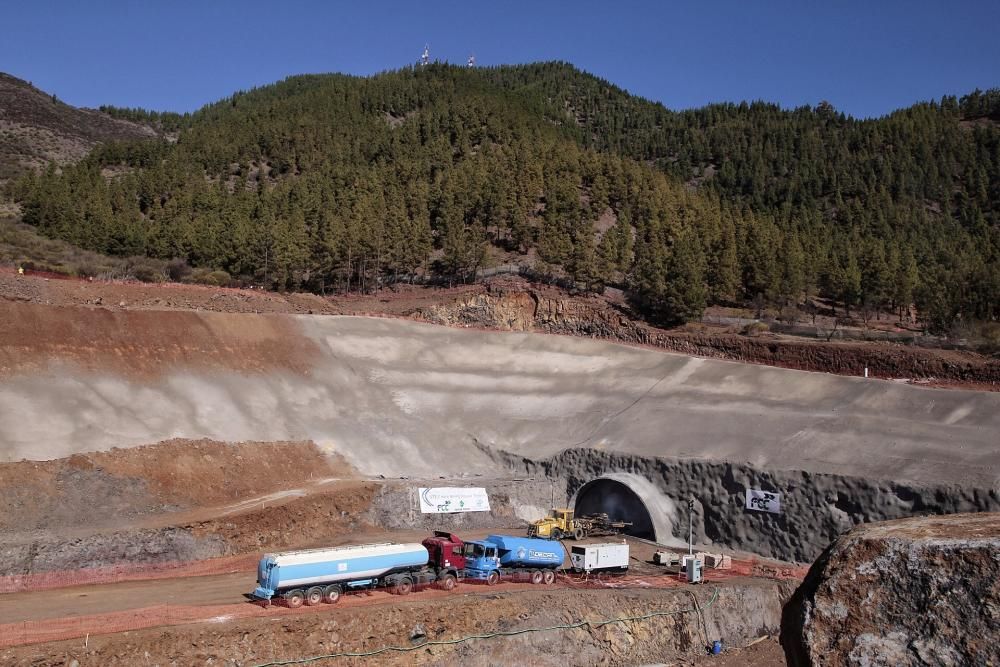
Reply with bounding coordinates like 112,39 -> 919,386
462,534 -> 563,585
251,541 -> 435,607
251,533 -> 563,606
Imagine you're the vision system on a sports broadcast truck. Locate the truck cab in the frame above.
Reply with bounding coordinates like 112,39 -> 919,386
461,540 -> 500,580
421,531 -> 466,590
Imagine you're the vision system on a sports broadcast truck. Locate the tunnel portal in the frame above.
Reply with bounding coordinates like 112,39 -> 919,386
573,475 -> 664,541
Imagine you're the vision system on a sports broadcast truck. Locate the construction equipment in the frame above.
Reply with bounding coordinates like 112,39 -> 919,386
462,534 -> 562,585
251,542 -> 433,605
527,508 -> 632,540
570,542 -> 630,573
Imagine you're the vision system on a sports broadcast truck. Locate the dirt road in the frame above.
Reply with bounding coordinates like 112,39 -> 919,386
0,572 -> 251,622
0,577 -> 796,666
0,532 -> 798,626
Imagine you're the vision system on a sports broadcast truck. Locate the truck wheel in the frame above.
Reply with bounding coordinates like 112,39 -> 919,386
284,589 -> 305,608
552,529 -> 563,541
394,577 -> 413,595
486,571 -> 500,586
438,573 -> 457,591
529,570 -> 543,585
542,569 -> 555,585
323,585 -> 342,604
305,587 -> 324,606
573,528 -> 585,540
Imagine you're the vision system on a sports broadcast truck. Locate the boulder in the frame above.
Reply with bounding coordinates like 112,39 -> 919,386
781,512 -> 1000,666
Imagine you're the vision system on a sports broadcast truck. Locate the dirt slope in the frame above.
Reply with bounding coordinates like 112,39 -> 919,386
0,439 -> 344,536
1,298 -> 999,565
3,270 -> 997,388
0,300 -> 320,378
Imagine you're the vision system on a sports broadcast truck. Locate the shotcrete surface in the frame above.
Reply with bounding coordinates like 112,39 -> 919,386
1,305 -> 998,487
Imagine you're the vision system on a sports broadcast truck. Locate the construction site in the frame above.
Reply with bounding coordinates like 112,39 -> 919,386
1,272 -> 998,666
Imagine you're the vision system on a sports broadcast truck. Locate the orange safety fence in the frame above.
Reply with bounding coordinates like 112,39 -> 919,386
0,553 -> 260,595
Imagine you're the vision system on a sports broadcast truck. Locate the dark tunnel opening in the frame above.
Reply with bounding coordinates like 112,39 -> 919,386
574,478 -> 656,540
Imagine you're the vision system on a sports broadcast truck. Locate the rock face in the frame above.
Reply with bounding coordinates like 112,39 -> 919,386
781,513 -> 1000,666
418,277 -> 1000,386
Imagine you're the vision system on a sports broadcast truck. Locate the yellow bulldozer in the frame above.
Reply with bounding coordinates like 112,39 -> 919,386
528,509 -> 632,540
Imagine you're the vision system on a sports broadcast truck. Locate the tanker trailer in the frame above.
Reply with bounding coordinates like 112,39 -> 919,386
463,534 -> 563,585
251,542 -> 432,607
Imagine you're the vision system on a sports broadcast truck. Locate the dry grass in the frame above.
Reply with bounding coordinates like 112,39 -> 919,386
0,216 -> 167,280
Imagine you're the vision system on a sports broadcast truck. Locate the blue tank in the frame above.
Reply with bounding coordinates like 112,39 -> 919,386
488,534 -> 563,568
251,542 -> 428,601
463,534 -> 563,580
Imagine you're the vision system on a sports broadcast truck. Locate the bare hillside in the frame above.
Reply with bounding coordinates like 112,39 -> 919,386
0,72 -> 156,186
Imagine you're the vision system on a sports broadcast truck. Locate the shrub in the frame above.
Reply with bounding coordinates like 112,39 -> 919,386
127,256 -> 166,283
74,262 -> 101,278
192,268 -> 231,287
166,258 -> 192,282
742,321 -> 770,337
979,323 -> 1000,356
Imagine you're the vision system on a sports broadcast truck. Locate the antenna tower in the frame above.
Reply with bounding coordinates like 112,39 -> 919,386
421,44 -> 430,67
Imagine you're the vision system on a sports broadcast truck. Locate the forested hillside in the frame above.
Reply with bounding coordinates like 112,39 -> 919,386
7,63 -> 999,329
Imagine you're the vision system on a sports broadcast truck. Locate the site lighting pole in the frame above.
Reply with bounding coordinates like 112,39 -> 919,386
688,498 -> 694,555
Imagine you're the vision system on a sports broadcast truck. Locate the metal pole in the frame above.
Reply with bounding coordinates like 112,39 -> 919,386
688,498 -> 694,555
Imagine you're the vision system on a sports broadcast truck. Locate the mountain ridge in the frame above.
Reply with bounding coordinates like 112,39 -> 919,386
0,72 -> 156,186
2,63 -> 998,330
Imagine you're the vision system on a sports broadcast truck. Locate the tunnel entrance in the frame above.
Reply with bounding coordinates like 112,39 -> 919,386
573,477 -> 656,540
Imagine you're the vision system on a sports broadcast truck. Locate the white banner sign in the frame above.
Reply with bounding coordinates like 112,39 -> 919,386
419,487 -> 491,514
745,489 -> 782,514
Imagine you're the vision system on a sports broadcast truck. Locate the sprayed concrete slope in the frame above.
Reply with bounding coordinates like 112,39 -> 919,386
0,303 -> 997,488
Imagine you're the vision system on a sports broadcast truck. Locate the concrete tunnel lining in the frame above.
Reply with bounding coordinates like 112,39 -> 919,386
572,473 -> 680,546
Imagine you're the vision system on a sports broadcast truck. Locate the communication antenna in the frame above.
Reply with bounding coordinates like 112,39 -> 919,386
467,53 -> 476,68
421,44 -> 430,67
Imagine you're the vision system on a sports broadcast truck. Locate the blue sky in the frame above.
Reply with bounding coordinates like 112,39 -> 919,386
2,0 -> 998,118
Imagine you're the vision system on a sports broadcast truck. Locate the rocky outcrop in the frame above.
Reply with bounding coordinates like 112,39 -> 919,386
781,513 -> 1000,666
419,277 -> 1000,386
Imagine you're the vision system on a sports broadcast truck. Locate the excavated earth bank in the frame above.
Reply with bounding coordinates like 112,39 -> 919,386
0,439 -> 559,577
780,513 -> 1000,666
2,301 -> 999,568
3,271 -> 999,388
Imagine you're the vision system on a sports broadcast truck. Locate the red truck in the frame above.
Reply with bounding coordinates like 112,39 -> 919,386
421,531 -> 466,590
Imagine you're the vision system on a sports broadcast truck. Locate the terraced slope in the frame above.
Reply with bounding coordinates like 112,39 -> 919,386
2,300 -> 998,561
